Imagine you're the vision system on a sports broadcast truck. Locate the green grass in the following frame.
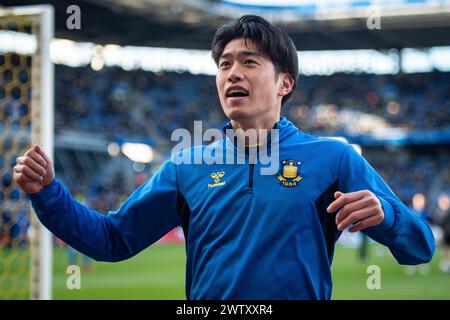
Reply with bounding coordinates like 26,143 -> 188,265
52,243 -> 187,299
331,245 -> 450,299
2,243 -> 450,299
51,243 -> 450,300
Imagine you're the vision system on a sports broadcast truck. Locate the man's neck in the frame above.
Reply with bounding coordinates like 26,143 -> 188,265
230,115 -> 280,146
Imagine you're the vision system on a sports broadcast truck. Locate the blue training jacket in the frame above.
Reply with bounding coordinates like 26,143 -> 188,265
28,117 -> 435,299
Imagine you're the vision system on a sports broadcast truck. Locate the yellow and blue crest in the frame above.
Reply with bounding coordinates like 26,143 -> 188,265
277,160 -> 303,187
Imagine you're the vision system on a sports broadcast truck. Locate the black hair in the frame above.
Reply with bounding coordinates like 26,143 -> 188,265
211,15 -> 299,105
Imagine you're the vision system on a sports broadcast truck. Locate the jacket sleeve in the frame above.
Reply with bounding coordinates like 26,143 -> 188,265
338,145 -> 435,265
27,159 -> 181,262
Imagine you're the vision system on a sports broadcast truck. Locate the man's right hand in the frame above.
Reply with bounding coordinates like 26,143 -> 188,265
13,144 -> 55,194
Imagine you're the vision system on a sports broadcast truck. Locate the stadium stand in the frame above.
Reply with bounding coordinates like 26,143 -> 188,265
1,0 -> 450,300
46,65 -> 450,225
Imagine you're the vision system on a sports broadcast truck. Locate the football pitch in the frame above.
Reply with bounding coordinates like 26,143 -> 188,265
50,243 -> 450,300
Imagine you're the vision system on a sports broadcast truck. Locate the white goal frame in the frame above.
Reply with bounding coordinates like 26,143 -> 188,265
0,4 -> 54,300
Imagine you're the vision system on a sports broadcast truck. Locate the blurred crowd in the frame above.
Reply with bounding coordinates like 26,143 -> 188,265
54,66 -> 450,140
284,72 -> 450,134
55,66 -> 224,149
2,65 -> 449,255
51,65 -> 450,214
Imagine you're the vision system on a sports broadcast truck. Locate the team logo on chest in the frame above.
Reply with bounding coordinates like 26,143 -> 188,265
277,160 -> 303,187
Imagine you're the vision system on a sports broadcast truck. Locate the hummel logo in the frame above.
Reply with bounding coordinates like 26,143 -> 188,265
208,171 -> 225,188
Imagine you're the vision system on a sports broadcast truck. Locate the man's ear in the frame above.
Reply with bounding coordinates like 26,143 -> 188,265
278,73 -> 295,98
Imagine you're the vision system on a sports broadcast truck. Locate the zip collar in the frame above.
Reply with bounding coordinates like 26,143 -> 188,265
221,116 -> 299,153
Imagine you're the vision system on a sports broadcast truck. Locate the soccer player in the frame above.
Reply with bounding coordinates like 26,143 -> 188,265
13,15 -> 434,299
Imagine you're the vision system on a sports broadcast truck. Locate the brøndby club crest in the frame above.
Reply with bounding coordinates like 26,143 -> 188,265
277,160 -> 303,187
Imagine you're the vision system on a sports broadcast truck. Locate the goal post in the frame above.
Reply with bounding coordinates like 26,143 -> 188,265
0,5 -> 54,300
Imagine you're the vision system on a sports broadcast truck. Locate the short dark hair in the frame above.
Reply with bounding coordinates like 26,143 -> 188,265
211,15 -> 299,106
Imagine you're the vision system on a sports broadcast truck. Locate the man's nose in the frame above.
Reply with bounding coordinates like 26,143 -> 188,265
227,65 -> 244,82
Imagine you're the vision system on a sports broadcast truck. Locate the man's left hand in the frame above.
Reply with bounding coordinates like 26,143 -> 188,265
326,190 -> 384,232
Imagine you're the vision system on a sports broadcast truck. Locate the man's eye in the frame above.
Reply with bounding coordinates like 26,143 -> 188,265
220,62 -> 230,68
244,60 -> 256,65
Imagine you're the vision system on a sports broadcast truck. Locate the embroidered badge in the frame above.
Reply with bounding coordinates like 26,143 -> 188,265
277,160 -> 303,187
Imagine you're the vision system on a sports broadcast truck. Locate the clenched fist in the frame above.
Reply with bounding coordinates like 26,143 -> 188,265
327,190 -> 385,232
13,144 -> 55,194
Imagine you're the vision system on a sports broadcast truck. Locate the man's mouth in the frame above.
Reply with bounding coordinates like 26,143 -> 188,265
226,88 -> 249,98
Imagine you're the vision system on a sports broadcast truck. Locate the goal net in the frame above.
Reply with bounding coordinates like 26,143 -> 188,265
0,5 -> 54,300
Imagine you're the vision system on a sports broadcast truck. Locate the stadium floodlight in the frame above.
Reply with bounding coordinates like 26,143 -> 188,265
121,143 -> 154,163
412,193 -> 426,212
223,0 -> 313,6
438,194 -> 450,211
107,142 -> 121,157
0,30 -> 36,54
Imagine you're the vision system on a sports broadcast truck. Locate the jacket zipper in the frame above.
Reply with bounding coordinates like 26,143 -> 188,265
248,151 -> 256,189
248,163 -> 255,189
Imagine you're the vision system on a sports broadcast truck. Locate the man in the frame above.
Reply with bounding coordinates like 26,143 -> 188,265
13,15 -> 434,299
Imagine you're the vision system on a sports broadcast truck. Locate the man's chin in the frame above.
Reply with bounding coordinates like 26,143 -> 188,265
225,108 -> 250,121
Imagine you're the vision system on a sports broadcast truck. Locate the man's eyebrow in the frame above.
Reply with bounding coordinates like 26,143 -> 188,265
219,51 -> 263,60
